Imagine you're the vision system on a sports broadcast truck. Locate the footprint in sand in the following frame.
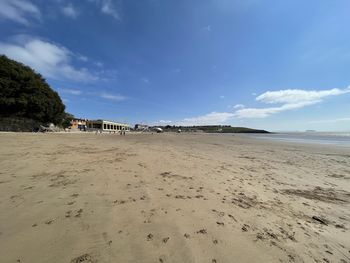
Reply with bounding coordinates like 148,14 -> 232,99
196,229 -> 207,234
75,209 -> 83,217
102,232 -> 113,246
65,210 -> 72,218
162,237 -> 170,243
70,253 -> 94,263
241,224 -> 250,232
45,219 -> 55,225
147,233 -> 153,241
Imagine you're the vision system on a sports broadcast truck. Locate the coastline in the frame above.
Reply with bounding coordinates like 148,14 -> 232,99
242,132 -> 350,148
0,133 -> 349,262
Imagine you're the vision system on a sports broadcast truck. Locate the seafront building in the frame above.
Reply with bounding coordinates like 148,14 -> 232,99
70,118 -> 87,131
86,119 -> 130,132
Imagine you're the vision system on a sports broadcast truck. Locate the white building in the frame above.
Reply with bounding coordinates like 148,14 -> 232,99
86,120 -> 130,132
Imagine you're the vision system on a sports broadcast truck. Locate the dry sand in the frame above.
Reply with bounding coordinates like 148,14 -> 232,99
0,132 -> 349,263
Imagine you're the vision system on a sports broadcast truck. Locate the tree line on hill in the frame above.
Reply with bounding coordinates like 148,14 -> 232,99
0,55 -> 73,131
160,125 -> 269,133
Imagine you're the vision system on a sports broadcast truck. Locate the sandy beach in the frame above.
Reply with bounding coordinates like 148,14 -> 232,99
0,132 -> 349,263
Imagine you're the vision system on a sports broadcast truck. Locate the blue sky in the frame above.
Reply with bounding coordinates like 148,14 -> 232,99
1,0 -> 350,131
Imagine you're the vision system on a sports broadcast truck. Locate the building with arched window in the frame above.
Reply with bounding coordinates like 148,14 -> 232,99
86,120 -> 129,132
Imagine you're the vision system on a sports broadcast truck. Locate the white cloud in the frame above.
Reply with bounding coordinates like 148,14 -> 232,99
59,88 -> 82,95
100,0 -> 121,19
100,93 -> 126,101
219,95 -> 225,99
182,112 -> 234,125
75,53 -> 88,62
159,120 -> 172,124
233,104 -> 245,109
88,0 -> 121,19
157,87 -> 350,126
157,112 -> 234,126
256,88 -> 350,104
235,87 -> 350,118
0,37 -> 97,82
234,101 -> 315,118
155,87 -> 350,125
62,4 -> 79,18
0,0 -> 41,25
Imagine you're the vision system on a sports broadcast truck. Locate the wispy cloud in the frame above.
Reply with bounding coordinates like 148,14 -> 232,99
62,4 -> 79,19
171,68 -> 181,73
159,120 -> 172,124
234,87 -> 350,118
256,88 -> 350,104
0,0 -> 41,25
76,53 -> 88,62
0,36 -> 97,82
219,95 -> 225,99
101,0 -> 120,19
202,25 -> 212,32
233,104 -> 245,109
156,112 -> 234,126
142,77 -> 149,84
88,0 -> 120,19
59,88 -> 82,95
100,92 -> 126,101
87,0 -> 121,19
155,87 -> 350,126
182,112 -> 234,125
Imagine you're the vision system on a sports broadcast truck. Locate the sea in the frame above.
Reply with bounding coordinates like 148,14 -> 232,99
246,132 -> 350,147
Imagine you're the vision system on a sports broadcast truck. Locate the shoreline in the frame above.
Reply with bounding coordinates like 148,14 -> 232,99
2,130 -> 350,148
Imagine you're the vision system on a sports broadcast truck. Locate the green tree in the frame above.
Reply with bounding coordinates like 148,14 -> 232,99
0,55 -> 66,125
61,112 -> 75,129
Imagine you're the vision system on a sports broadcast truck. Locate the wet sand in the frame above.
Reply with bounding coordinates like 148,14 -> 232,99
0,132 -> 349,263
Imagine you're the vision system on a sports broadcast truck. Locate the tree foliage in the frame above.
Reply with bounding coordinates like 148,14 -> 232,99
61,112 -> 75,129
0,55 -> 65,125
160,125 -> 269,133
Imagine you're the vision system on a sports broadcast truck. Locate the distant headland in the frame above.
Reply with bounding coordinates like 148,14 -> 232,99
154,125 -> 270,134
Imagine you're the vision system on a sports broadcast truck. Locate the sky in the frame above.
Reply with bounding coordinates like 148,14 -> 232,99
0,0 -> 350,131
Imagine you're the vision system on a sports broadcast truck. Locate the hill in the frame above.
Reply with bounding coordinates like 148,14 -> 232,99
160,125 -> 269,133
0,55 -> 67,131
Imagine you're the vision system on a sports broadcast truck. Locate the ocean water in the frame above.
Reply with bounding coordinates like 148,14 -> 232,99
247,132 -> 350,147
